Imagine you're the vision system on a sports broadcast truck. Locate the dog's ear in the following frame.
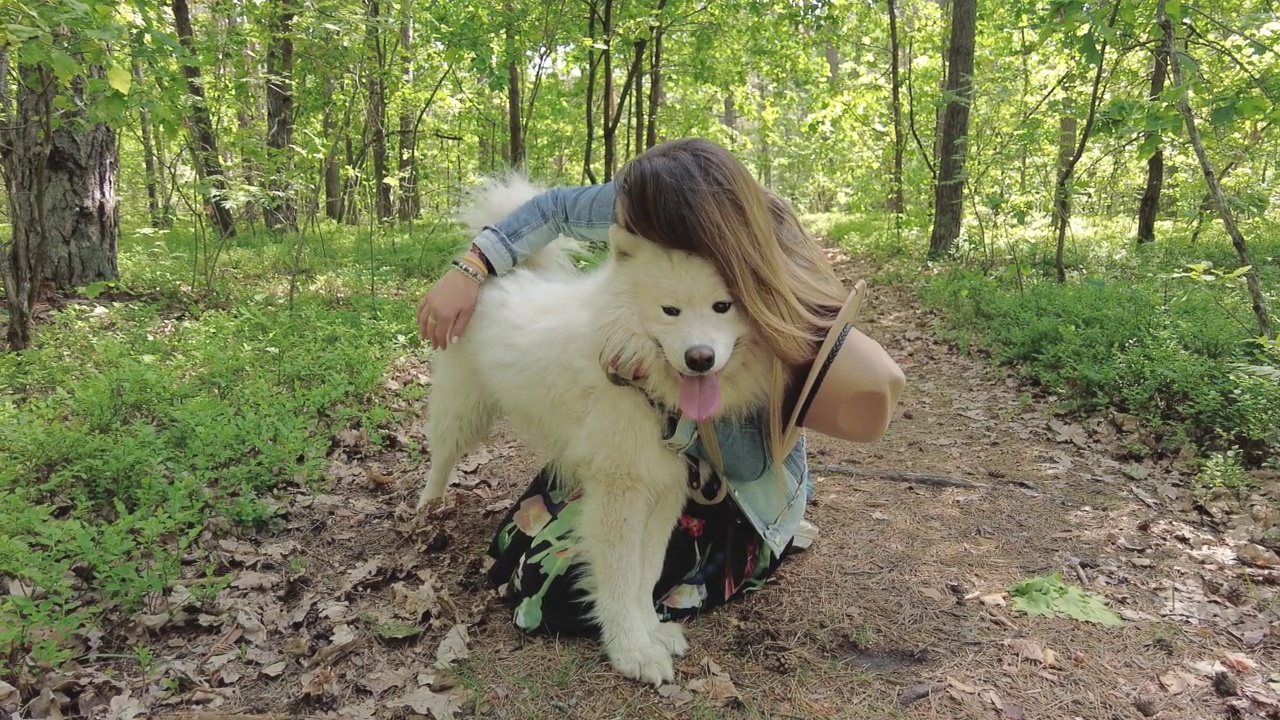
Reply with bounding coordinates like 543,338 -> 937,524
608,223 -> 648,262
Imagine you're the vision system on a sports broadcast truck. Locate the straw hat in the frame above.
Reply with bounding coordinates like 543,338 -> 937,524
779,278 -> 871,454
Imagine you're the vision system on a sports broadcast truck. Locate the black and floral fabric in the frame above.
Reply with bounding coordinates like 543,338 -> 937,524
485,466 -> 795,636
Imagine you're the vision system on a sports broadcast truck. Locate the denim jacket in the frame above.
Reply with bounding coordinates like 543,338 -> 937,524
472,182 -> 812,556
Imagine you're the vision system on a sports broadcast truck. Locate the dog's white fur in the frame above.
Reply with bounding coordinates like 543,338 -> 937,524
416,174 -> 773,685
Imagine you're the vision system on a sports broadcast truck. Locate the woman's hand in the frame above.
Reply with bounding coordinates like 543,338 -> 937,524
417,262 -> 483,350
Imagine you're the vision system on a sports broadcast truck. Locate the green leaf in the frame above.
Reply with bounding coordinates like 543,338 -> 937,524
50,49 -> 79,82
1137,133 -> 1162,160
1166,0 -> 1182,21
5,23 -> 42,43
1078,31 -> 1101,66
1210,102 -> 1238,127
1238,97 -> 1269,120
1009,574 -> 1124,627
106,65 -> 132,95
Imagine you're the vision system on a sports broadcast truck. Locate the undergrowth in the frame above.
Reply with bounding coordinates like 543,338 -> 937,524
1,220 -> 457,675
825,212 -> 1280,469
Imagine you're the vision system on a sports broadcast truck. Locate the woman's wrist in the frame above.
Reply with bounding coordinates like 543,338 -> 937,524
449,244 -> 495,285
468,243 -> 495,275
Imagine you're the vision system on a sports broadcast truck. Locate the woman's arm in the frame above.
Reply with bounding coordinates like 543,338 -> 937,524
419,181 -> 617,349
471,182 -> 617,275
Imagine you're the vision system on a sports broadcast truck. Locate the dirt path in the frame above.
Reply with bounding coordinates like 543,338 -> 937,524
68,250 -> 1280,720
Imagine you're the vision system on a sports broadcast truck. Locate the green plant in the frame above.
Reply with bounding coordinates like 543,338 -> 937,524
1008,573 -> 1124,627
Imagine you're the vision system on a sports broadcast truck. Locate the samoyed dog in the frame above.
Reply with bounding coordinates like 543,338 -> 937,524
415,175 -> 774,685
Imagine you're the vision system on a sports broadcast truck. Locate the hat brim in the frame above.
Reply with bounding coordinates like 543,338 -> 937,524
780,279 -> 868,452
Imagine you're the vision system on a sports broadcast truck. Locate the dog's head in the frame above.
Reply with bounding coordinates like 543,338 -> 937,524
597,229 -> 771,422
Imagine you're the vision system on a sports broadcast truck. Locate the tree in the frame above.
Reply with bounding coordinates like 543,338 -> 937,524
886,0 -> 905,214
927,0 -> 976,259
1159,0 -> 1273,341
172,0 -> 237,239
265,0 -> 298,231
2,4 -> 126,351
1051,0 -> 1122,283
1135,33 -> 1169,243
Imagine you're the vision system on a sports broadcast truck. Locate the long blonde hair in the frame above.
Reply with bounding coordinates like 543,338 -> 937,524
614,138 -> 849,470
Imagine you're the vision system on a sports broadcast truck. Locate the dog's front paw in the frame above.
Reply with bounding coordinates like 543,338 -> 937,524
414,485 -> 446,513
605,635 -> 675,687
651,621 -> 688,658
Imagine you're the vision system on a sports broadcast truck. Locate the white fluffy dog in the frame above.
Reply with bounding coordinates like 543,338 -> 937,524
415,175 -> 773,685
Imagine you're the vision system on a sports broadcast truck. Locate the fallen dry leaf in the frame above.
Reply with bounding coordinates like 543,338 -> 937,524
946,676 -> 978,694
230,571 -> 280,590
236,608 -> 268,645
387,686 -> 463,719
1160,669 -> 1199,694
301,666 -> 339,697
434,624 -> 470,669
1007,639 -> 1045,664
102,690 -> 146,720
980,593 -> 1007,608
918,587 -> 945,601
1223,651 -> 1257,672
457,447 -> 493,473
686,660 -> 742,707
0,680 -> 17,712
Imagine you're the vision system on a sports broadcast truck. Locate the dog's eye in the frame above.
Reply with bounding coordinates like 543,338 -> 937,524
662,306 -> 681,317
712,301 -> 733,314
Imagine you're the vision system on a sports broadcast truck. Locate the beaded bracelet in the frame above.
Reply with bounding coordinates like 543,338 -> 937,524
451,257 -> 486,285
459,252 -> 489,277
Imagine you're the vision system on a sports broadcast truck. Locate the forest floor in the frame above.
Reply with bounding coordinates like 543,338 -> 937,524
29,246 -> 1280,720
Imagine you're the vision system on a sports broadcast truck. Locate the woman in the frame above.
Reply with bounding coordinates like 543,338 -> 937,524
417,138 -> 905,637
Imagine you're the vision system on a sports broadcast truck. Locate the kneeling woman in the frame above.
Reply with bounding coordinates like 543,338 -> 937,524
416,138 -> 906,636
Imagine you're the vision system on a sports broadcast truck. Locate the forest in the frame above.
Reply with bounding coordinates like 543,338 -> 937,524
1,0 -> 1278,717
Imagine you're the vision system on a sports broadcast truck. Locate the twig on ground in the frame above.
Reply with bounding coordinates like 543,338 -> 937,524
812,465 -> 987,489
899,681 -> 946,706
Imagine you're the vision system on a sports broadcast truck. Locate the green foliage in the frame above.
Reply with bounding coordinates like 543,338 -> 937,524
826,214 -> 1280,466
1008,573 -> 1124,627
1192,447 -> 1252,494
0,222 -> 451,673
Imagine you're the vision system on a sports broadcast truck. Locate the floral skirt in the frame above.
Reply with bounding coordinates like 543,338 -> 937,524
485,467 -> 794,636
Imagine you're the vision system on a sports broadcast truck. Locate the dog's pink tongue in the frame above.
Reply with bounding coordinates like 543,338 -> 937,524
679,374 -> 721,421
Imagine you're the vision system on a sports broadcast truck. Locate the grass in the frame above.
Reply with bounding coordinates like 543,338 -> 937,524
822,208 -> 1280,472
0,217 -> 463,675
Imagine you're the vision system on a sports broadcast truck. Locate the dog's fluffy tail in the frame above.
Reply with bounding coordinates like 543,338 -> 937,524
457,172 -> 586,277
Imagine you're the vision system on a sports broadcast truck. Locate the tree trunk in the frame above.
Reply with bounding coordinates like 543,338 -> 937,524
601,0 -> 616,180
398,3 -> 419,221
1136,36 -> 1169,244
1160,0 -> 1273,340
887,0 -> 905,214
265,0 -> 297,231
2,62 -> 119,349
645,3 -> 665,150
1053,0 -> 1120,282
506,2 -> 524,168
323,79 -> 342,221
581,0 -> 599,181
366,0 -> 392,221
1052,109 -> 1078,279
926,0 -> 976,259
1,57 -> 49,351
228,5 -> 260,224
173,0 -> 236,238
134,61 -> 164,229
723,94 -> 736,129
632,39 -> 645,159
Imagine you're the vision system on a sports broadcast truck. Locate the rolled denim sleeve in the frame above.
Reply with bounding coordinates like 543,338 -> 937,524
472,182 -> 618,276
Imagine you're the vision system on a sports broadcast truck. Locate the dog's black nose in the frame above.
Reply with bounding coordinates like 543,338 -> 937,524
684,345 -> 715,373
